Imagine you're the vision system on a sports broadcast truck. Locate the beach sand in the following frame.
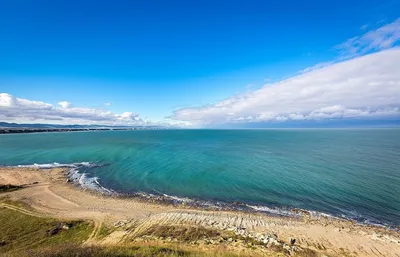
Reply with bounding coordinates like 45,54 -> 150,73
0,167 -> 399,256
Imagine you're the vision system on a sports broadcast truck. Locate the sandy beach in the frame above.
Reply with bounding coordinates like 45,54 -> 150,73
0,167 -> 399,257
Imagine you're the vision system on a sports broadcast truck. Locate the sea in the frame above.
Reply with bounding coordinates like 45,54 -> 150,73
0,129 -> 399,228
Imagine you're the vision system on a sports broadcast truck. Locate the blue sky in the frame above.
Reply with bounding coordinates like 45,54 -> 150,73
0,0 -> 399,127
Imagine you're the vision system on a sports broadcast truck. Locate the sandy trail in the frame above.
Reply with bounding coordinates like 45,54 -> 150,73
0,167 -> 399,257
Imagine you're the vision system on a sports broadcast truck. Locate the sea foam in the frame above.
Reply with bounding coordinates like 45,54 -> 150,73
17,162 -> 115,195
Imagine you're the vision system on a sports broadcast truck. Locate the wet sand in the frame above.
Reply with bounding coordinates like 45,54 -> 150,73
0,167 -> 399,256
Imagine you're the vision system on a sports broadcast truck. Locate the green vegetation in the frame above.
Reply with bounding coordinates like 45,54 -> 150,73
0,184 -> 22,193
0,207 -> 93,255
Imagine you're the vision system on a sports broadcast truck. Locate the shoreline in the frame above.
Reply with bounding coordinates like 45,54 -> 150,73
59,162 -> 398,231
4,162 -> 400,230
1,166 -> 400,256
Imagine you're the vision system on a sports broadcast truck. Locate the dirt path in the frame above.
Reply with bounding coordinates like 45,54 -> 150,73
85,220 -> 103,245
0,202 -> 46,218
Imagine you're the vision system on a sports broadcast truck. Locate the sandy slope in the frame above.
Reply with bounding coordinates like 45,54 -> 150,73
0,167 -> 399,256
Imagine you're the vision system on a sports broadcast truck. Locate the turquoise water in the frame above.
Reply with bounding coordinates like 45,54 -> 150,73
1,129 -> 399,227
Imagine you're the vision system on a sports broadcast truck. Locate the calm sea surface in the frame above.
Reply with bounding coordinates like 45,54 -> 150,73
1,129 -> 399,226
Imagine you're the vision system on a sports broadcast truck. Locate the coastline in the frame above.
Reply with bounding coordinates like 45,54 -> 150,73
57,162 -> 399,230
1,166 -> 399,256
0,128 -> 137,135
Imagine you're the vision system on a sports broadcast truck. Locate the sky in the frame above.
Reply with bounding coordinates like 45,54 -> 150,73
0,0 -> 399,127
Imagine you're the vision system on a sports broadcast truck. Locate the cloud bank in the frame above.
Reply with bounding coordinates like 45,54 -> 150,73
171,48 -> 400,125
0,93 -> 141,125
170,19 -> 400,126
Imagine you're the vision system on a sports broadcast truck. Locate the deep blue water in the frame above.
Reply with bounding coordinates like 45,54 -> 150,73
0,129 -> 399,227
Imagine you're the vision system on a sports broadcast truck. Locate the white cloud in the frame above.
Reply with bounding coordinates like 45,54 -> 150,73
171,48 -> 400,125
58,101 -> 72,109
0,93 -> 143,125
336,18 -> 399,59
104,102 -> 111,106
118,112 -> 138,121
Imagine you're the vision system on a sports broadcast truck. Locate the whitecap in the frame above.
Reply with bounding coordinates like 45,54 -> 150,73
14,162 -> 115,195
246,204 -> 296,216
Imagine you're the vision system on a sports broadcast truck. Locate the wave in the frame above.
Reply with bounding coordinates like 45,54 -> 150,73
246,204 -> 299,217
6,162 -> 398,230
132,191 -> 230,210
16,162 -> 115,195
17,162 -> 88,169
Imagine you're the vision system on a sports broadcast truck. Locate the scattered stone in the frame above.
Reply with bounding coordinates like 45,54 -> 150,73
290,238 -> 296,245
283,244 -> 291,251
0,240 -> 6,247
114,220 -> 129,227
262,238 -> 270,244
62,223 -> 72,230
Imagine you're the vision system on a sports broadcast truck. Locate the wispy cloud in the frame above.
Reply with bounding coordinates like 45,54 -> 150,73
360,24 -> 369,30
300,18 -> 399,74
336,18 -> 399,59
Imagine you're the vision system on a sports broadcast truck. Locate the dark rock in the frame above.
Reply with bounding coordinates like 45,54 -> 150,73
0,240 -> 6,247
290,238 -> 296,245
47,227 -> 60,235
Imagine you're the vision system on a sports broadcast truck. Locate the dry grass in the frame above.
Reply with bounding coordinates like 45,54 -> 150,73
294,248 -> 320,257
10,243 -> 247,257
135,225 -> 229,242
95,223 -> 116,240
